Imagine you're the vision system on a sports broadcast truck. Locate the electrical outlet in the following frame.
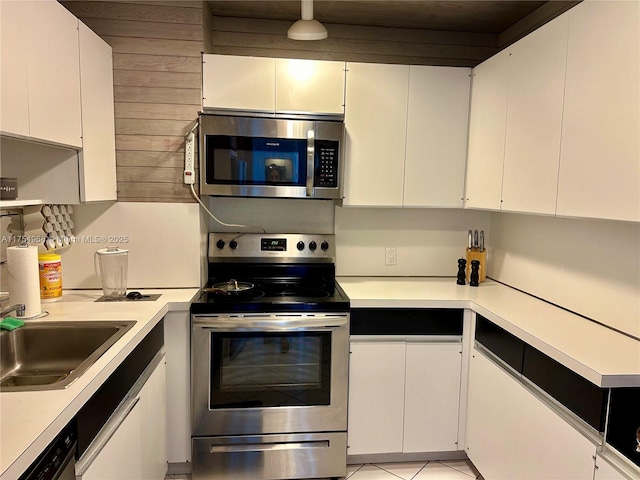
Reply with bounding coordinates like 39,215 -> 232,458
385,247 -> 397,266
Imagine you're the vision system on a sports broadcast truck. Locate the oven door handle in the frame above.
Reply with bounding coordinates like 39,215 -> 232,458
209,440 -> 330,454
193,317 -> 347,331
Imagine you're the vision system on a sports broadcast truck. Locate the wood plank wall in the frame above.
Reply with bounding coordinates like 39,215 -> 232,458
61,0 -> 210,202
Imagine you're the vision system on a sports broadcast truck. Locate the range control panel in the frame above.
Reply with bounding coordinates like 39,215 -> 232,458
209,233 -> 336,263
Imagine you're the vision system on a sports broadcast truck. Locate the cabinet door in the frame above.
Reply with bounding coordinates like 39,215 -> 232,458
501,15 -> 568,215
26,0 -> 82,148
594,454 -> 630,480
0,0 -> 30,138
140,359 -> 167,480
81,399 -> 143,480
557,0 -> 640,222
465,49 -> 510,210
202,54 -> 275,112
78,21 -> 117,202
404,66 -> 470,208
466,348 -> 596,480
403,342 -> 462,452
348,341 -> 406,455
275,59 -> 345,115
343,63 -> 409,206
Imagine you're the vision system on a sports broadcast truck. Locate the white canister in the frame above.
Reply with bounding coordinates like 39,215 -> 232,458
38,253 -> 62,302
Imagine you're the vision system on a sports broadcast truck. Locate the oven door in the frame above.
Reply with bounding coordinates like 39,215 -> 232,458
191,313 -> 349,436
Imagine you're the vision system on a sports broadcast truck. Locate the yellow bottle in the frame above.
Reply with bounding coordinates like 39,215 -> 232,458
38,253 -> 62,302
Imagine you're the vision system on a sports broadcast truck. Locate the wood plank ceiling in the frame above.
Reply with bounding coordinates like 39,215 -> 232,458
207,0 -> 579,68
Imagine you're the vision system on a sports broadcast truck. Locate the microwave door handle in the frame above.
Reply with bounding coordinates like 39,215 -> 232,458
306,129 -> 315,197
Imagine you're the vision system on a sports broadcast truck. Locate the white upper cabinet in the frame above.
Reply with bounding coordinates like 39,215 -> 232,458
0,1 -> 30,138
1,0 -> 82,148
202,55 -> 275,112
501,15 -> 568,215
344,62 -> 470,208
404,66 -> 471,208
78,21 -> 117,202
27,0 -> 82,149
466,15 -> 569,215
275,58 -> 345,115
202,55 -> 346,116
343,62 -> 409,207
557,0 -> 640,222
0,0 -> 116,205
465,48 -> 510,211
467,0 -> 639,222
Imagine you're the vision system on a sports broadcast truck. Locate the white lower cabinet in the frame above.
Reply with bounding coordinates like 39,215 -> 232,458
403,342 -> 463,452
466,347 -> 597,480
80,399 -> 143,480
348,339 -> 462,456
348,341 -> 406,455
77,354 -> 167,480
595,454 -> 628,480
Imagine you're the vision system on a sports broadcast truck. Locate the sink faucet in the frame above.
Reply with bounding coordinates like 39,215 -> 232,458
1,304 -> 25,318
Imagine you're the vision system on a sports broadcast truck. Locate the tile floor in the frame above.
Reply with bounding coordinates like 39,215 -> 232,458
165,459 -> 483,480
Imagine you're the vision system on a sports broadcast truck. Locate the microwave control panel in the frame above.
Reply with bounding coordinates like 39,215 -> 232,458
314,140 -> 339,188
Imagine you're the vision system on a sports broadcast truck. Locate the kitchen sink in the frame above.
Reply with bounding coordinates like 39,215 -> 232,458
0,320 -> 136,392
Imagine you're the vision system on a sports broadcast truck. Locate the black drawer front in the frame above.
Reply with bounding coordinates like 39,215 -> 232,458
350,308 -> 463,336
606,387 -> 640,466
475,315 -> 525,373
522,345 -> 608,432
75,319 -> 164,457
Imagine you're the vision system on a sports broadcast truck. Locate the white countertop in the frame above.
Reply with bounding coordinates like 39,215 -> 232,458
0,288 -> 198,480
337,277 -> 640,389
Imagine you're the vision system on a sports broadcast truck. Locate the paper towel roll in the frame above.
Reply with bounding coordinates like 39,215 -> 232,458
7,246 -> 42,318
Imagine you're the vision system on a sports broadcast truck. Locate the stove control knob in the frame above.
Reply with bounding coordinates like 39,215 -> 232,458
229,240 -> 238,250
309,241 -> 317,251
216,239 -> 225,249
297,241 -> 305,251
321,241 -> 329,251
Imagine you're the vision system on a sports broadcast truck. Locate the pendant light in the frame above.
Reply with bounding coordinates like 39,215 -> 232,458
287,0 -> 327,40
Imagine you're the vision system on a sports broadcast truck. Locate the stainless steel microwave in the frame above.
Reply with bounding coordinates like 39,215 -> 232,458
198,114 -> 344,200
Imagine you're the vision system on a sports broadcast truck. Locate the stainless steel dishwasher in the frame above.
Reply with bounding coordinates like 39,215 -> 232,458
19,422 -> 77,480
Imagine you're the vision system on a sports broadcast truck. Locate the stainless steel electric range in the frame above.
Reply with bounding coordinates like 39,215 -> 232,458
190,233 -> 350,480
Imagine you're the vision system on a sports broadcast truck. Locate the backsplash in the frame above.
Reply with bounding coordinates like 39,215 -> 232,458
205,196 -> 335,234
489,213 -> 640,338
335,207 -> 491,277
59,202 -> 201,289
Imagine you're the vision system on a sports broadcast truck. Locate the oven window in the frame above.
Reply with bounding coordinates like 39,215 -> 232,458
205,135 -> 306,186
209,331 -> 331,409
